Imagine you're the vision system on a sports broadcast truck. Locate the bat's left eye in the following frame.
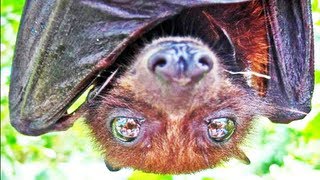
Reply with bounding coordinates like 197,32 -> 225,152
111,117 -> 143,142
207,118 -> 235,142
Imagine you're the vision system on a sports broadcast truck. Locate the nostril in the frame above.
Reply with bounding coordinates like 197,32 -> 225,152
148,56 -> 168,72
197,55 -> 213,71
199,57 -> 209,66
155,58 -> 167,68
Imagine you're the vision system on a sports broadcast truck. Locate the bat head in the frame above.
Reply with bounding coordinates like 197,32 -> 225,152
86,35 -> 268,174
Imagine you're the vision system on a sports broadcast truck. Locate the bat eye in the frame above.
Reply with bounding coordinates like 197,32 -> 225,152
111,117 -> 143,142
207,118 -> 235,142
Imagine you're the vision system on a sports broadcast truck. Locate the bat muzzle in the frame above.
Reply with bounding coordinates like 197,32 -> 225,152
147,40 -> 214,86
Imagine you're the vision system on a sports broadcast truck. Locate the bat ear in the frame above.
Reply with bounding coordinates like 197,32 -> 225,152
104,160 -> 121,172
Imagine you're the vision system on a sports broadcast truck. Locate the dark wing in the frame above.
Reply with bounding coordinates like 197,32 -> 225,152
9,0 -> 248,135
264,0 -> 314,123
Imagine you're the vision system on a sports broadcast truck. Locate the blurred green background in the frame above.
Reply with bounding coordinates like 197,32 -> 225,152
1,0 -> 320,179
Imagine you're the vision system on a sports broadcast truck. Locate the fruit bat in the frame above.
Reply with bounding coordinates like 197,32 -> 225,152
9,0 -> 314,174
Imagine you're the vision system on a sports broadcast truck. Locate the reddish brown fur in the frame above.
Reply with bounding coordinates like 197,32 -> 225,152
87,82 -> 263,174
85,1 -> 270,174
206,1 -> 269,95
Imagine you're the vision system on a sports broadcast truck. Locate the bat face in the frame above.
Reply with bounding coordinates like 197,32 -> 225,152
86,36 -> 268,174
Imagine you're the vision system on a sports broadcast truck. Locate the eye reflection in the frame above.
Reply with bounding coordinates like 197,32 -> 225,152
207,118 -> 235,142
111,117 -> 143,142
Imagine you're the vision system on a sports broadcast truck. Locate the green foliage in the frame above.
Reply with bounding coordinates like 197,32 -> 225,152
67,86 -> 94,114
316,70 -> 320,84
202,177 -> 215,180
129,171 -> 173,180
1,0 -> 320,179
303,113 -> 320,141
254,126 -> 289,175
313,0 -> 320,12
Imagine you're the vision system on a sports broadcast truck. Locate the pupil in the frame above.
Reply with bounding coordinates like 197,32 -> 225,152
208,118 -> 235,142
112,117 -> 141,142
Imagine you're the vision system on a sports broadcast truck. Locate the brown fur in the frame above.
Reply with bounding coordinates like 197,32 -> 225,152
87,79 -> 264,174
85,1 -> 270,174
204,1 -> 269,95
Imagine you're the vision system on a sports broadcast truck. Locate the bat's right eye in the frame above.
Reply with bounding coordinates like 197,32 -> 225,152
111,117 -> 144,142
207,118 -> 235,142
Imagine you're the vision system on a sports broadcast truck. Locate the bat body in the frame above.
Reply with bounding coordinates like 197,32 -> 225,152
9,0 -> 314,175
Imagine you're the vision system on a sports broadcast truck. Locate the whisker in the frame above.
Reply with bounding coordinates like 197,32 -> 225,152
91,68 -> 119,100
160,23 -> 166,37
96,94 -> 109,101
224,70 -> 271,79
170,19 -> 176,36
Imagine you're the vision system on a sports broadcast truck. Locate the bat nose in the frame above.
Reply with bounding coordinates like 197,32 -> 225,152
148,43 -> 213,85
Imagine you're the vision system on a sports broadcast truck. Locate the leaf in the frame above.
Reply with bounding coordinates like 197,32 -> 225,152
129,171 -> 173,180
303,113 -> 320,141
